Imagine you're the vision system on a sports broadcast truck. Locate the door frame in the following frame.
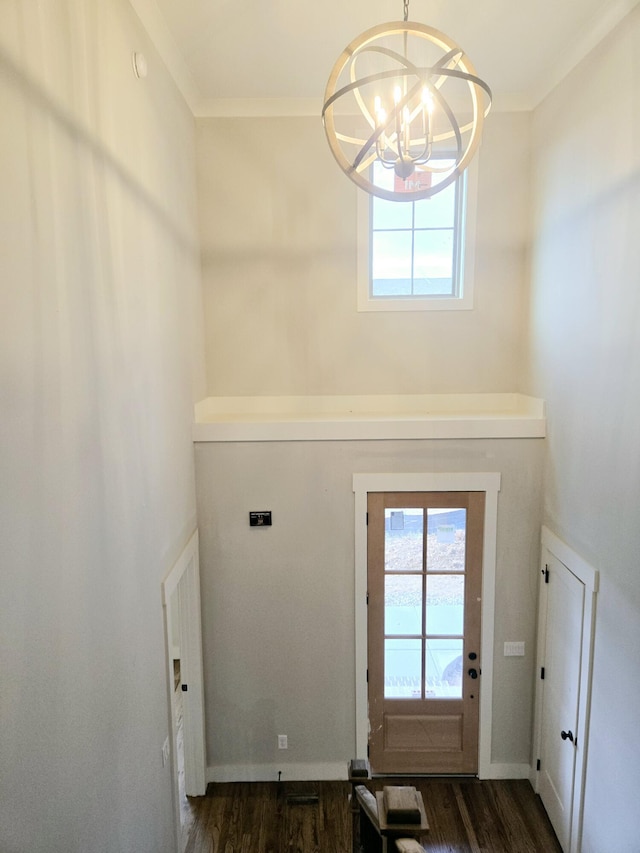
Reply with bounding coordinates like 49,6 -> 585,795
533,526 -> 598,853
162,529 -> 207,851
353,472 -> 501,779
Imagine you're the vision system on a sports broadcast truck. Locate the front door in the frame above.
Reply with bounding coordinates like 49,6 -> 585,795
367,491 -> 484,774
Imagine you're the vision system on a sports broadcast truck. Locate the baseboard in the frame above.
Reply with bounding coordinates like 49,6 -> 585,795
207,762 -> 349,783
479,762 -> 531,780
208,761 -> 532,783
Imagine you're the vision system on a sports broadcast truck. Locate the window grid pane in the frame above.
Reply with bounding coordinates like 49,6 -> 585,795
383,506 -> 468,700
370,161 -> 462,301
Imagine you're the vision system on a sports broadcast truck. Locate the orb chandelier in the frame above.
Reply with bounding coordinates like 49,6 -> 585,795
322,0 -> 492,202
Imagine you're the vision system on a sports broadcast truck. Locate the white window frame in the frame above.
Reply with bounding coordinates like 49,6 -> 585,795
356,157 -> 480,312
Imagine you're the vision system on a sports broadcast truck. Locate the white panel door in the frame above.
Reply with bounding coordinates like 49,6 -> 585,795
538,555 -> 584,850
163,531 -> 207,802
176,555 -> 207,797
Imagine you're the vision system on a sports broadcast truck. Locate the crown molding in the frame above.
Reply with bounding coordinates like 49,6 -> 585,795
195,95 -> 530,119
194,98 -> 323,118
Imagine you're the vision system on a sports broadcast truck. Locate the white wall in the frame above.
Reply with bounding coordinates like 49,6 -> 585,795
0,2 -> 204,851
196,111 -> 530,396
527,7 -> 640,850
195,437 -> 543,779
193,79 -> 540,779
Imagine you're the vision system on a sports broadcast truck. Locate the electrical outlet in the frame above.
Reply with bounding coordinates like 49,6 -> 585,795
504,641 -> 525,657
278,734 -> 288,749
162,737 -> 170,767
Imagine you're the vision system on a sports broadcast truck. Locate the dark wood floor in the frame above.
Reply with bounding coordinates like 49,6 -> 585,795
183,777 -> 562,853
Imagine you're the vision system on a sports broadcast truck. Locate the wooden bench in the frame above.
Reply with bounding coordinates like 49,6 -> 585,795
348,761 -> 429,853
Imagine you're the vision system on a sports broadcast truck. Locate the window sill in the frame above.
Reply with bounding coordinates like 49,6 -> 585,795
193,393 -> 546,442
357,294 -> 473,312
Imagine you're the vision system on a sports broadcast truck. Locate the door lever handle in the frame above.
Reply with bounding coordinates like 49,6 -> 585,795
560,730 -> 574,743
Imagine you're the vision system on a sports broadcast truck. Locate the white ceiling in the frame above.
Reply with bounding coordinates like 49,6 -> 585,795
131,0 -> 637,114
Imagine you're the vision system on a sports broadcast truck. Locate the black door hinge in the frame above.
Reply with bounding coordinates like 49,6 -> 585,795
366,669 -> 369,683
536,759 -> 541,771
366,512 -> 369,525
540,667 -> 545,680
544,564 -> 550,583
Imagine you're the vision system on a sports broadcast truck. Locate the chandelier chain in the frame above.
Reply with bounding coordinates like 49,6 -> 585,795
403,0 -> 409,21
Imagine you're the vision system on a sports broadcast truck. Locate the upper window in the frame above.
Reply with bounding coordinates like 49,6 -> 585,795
357,158 -> 478,312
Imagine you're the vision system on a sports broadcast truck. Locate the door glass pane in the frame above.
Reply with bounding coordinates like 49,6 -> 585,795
425,639 -> 463,698
426,508 -> 466,571
426,575 -> 464,635
385,508 -> 423,571
385,639 -> 422,698
385,575 -> 422,635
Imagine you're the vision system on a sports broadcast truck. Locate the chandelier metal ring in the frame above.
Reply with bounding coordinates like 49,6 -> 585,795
322,20 -> 492,202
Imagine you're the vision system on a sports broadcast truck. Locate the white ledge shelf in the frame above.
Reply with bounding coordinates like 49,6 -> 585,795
193,394 -> 546,442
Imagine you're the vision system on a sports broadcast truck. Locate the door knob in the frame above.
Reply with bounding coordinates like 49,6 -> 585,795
561,730 -> 574,743
468,668 -> 478,679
